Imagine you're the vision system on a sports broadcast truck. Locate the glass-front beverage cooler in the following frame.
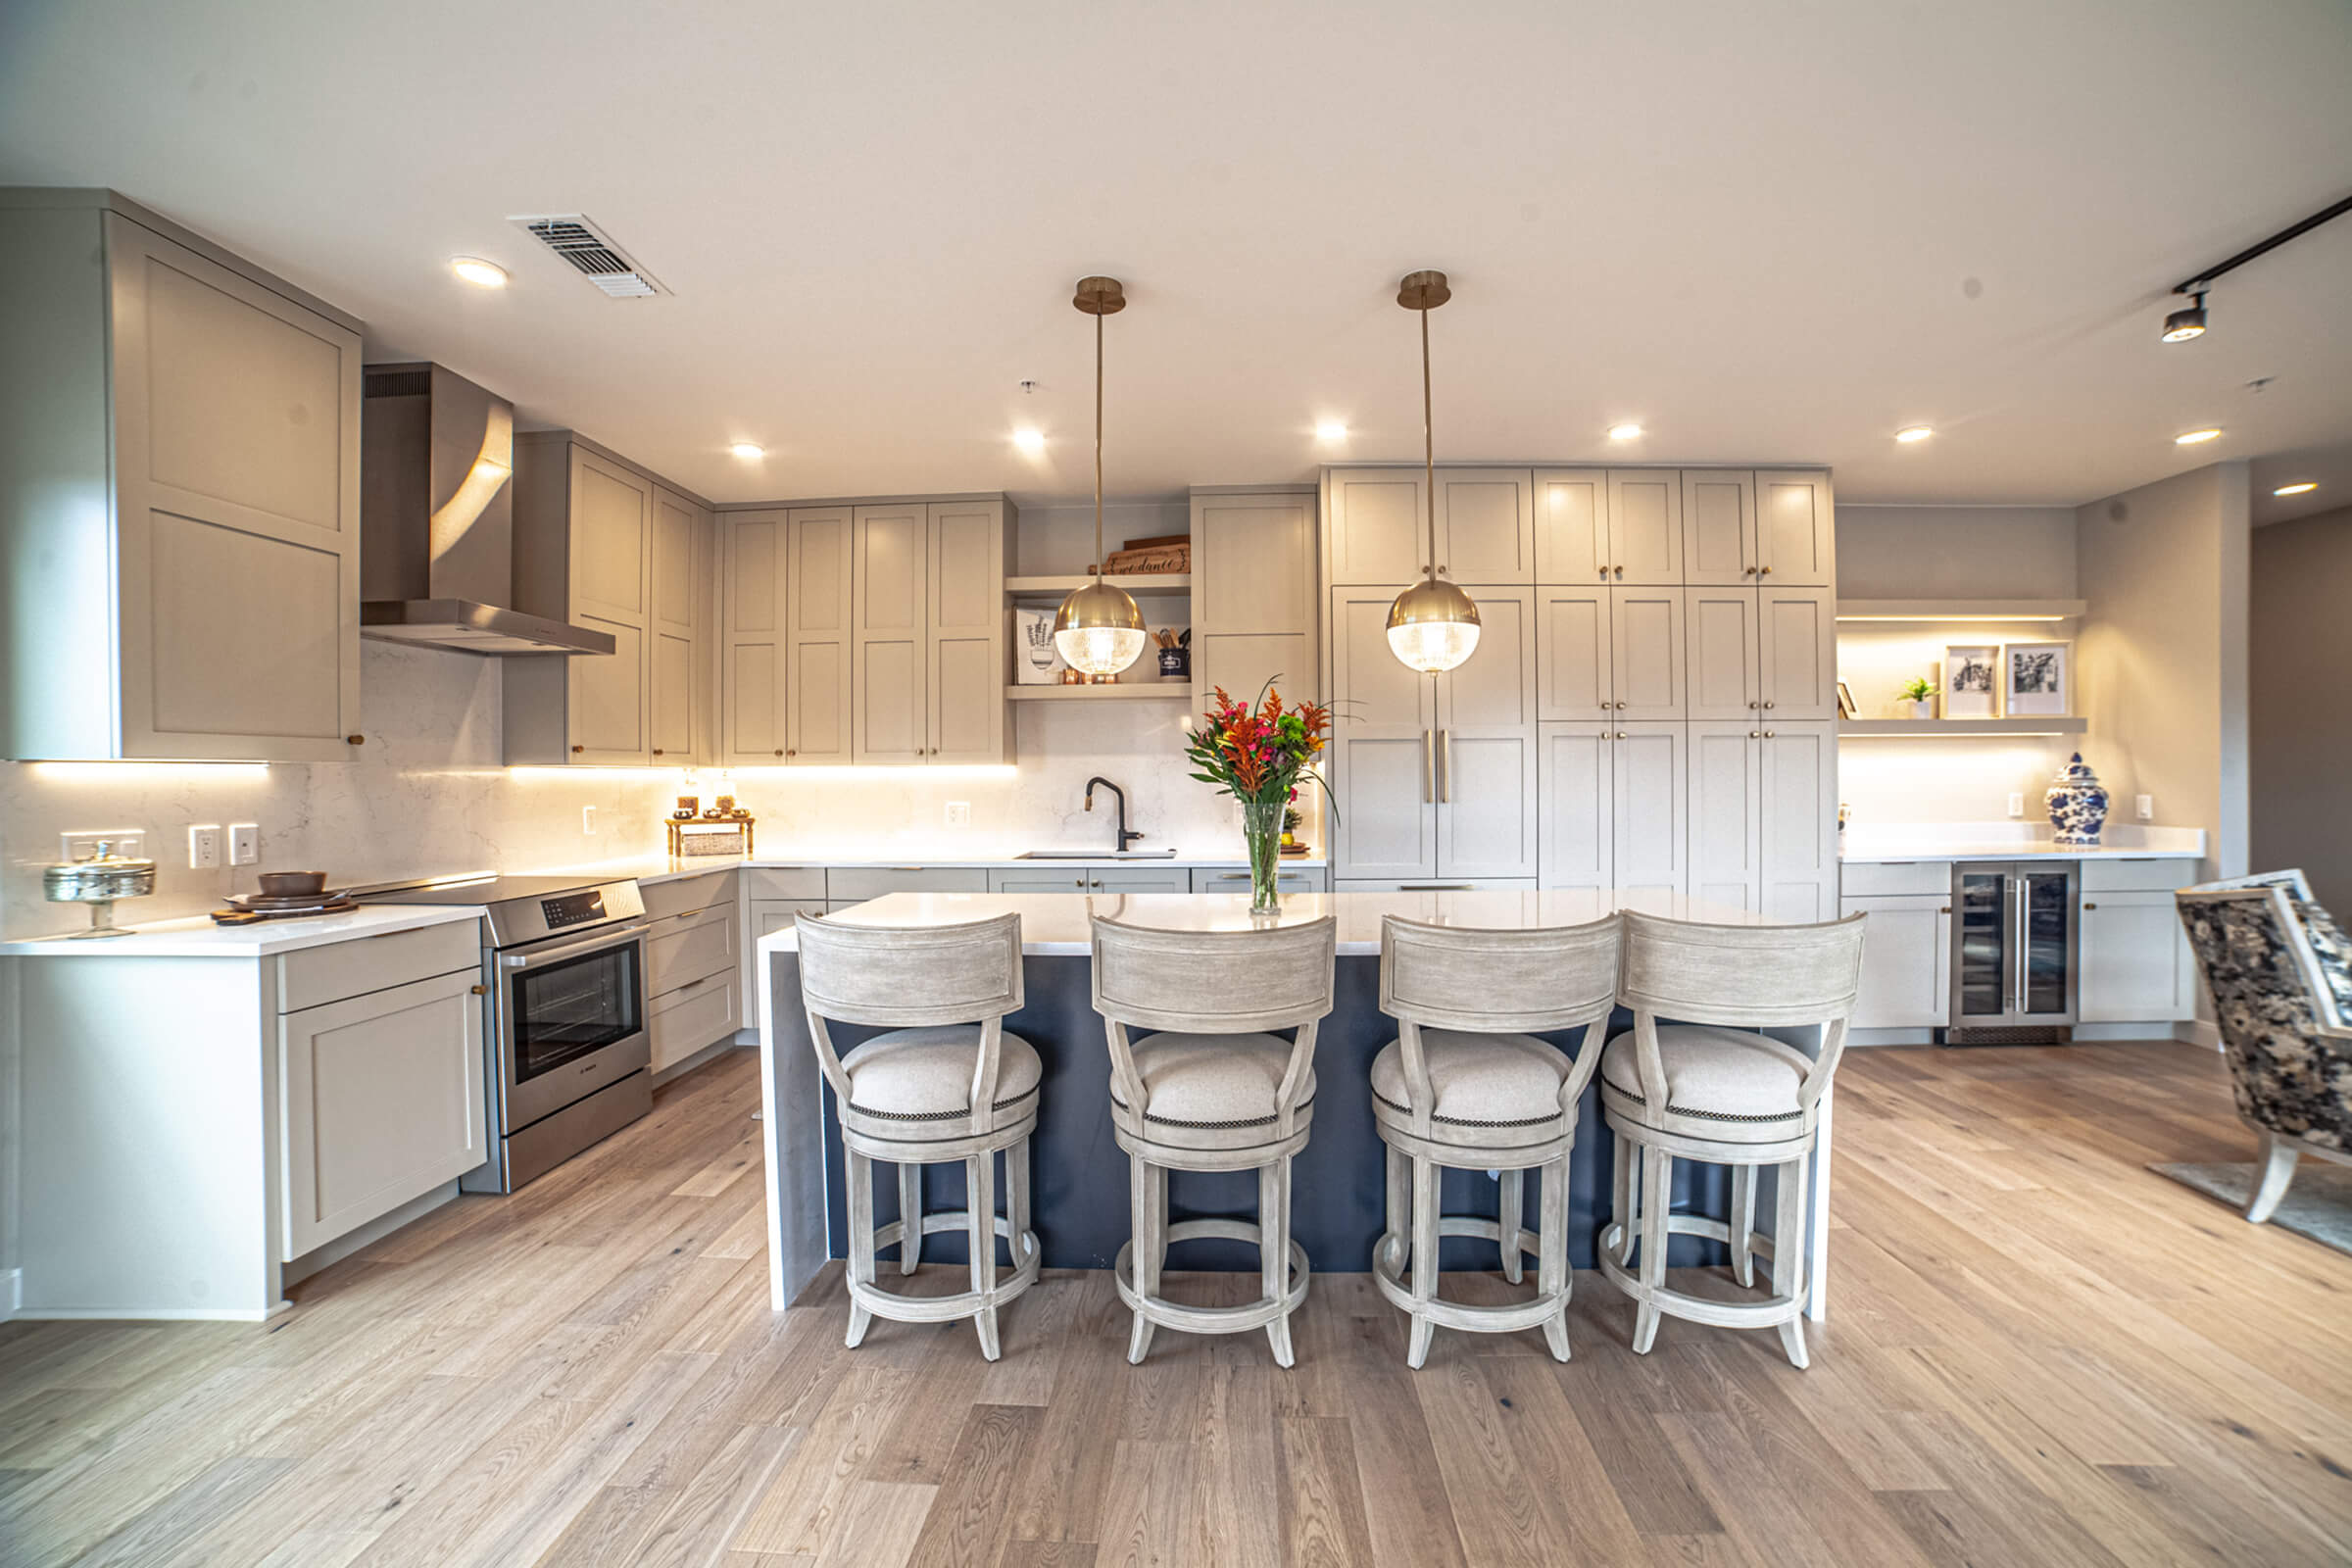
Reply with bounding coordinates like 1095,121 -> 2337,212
1947,861 -> 2079,1042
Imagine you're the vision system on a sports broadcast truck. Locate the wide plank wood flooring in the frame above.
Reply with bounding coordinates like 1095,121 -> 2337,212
4,1041 -> 2350,1566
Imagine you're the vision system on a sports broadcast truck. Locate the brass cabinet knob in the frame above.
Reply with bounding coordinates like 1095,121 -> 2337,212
1749,730 -> 1761,739
570,745 -> 584,754
2083,901 -> 2099,910
470,984 -> 487,995
774,749 -> 785,756
652,748 -> 664,757
345,733 -> 366,746
1759,564 -> 1773,576
1763,701 -> 1775,710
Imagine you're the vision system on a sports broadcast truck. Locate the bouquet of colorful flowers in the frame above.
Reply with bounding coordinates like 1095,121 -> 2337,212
1184,680 -> 1333,909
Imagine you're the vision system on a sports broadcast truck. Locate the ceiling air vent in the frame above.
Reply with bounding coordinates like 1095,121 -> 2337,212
508,213 -> 667,299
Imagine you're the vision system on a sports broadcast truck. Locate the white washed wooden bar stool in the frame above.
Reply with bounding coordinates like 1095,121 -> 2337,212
795,912 -> 1041,1360
1370,913 -> 1621,1368
1596,909 -> 1867,1369
1090,912 -> 1337,1366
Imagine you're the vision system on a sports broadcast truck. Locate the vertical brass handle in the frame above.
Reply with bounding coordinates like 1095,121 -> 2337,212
1441,729 -> 1452,803
1423,730 -> 1434,803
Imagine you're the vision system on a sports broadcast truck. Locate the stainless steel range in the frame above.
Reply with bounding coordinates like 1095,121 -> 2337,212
364,874 -> 651,1191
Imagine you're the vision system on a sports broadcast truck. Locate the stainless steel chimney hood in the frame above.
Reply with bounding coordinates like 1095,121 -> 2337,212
359,364 -> 615,656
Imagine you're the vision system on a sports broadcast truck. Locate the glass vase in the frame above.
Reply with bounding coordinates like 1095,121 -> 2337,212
1241,799 -> 1286,914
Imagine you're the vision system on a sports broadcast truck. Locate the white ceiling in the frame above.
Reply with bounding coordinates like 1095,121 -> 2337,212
3,1 -> 2348,517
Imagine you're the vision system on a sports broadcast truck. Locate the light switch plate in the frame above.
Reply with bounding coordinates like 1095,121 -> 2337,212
581,806 -> 598,836
61,830 -> 145,862
945,802 -> 971,828
188,824 -> 222,870
2135,794 -> 2154,821
229,823 -> 260,865
2006,792 -> 2025,818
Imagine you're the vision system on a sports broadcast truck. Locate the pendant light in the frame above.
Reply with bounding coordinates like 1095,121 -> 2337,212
1386,270 -> 1481,675
1053,275 -> 1149,677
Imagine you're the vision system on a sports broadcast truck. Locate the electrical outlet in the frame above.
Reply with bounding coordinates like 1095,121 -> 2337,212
945,801 -> 971,828
581,806 -> 598,837
188,824 -> 222,870
60,830 -> 144,862
2006,792 -> 2025,818
228,823 -> 259,865
2135,794 -> 2154,821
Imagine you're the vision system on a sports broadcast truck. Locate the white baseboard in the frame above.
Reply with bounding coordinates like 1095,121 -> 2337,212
11,1303 -> 277,1323
282,1180 -> 462,1290
2073,1021 -> 2199,1043
1849,1027 -> 1936,1047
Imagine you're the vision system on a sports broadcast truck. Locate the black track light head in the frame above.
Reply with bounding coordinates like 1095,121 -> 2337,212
2161,291 -> 2208,343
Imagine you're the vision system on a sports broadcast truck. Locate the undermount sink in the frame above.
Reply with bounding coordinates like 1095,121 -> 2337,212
1016,849 -> 1179,860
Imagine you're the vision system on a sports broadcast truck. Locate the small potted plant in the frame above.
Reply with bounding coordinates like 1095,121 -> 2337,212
1282,806 -> 1302,849
1896,677 -> 1939,719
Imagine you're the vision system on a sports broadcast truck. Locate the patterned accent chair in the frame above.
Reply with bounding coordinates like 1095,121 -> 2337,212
2176,871 -> 2352,1222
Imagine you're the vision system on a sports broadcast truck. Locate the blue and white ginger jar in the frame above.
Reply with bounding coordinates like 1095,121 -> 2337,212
2045,753 -> 2109,846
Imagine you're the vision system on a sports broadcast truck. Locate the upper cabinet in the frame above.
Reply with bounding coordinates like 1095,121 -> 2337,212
1,193 -> 364,760
787,507 -> 856,765
650,486 -> 708,763
1325,466 -> 1533,585
1754,470 -> 1835,586
1681,470 -> 1757,586
1193,489 -> 1317,709
923,499 -> 1009,764
719,510 -> 789,763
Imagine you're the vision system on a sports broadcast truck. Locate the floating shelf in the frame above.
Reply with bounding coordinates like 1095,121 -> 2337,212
1839,716 -> 2088,738
1005,573 -> 1192,596
1836,599 -> 2086,623
1004,683 -> 1195,703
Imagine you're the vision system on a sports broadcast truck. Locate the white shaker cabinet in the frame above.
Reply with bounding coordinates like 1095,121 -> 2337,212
1534,469 -> 1609,585
650,486 -> 708,763
1754,470 -> 1836,586
1193,489 -> 1319,709
925,499 -> 1011,764
720,510 -> 791,762
786,507 -> 856,764
2079,869 -> 2199,1023
1758,585 -> 1839,721
1436,588 -> 1539,879
1689,721 -> 1763,911
1604,470 -> 1686,584
1325,466 -> 1533,585
1537,586 -> 1611,719
1686,586 -> 1760,721
1681,469 -> 1757,586
852,503 -> 929,764
1,194 -> 364,761
1758,721 -> 1840,921
1611,586 -> 1687,720
1612,721 -> 1689,895
1538,722 -> 1615,887
1842,894 -> 1952,1028
1328,585 -> 1440,880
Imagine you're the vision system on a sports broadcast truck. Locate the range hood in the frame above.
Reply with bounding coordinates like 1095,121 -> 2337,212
359,364 -> 615,656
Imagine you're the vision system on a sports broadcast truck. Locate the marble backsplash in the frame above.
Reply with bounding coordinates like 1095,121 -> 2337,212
0,642 -> 1251,939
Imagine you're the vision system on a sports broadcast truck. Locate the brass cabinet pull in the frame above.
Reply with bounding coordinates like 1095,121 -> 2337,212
469,984 -> 487,995
1423,730 -> 1434,803
571,745 -> 584,754
652,748 -> 664,757
2082,901 -> 2099,910
346,733 -> 366,746
1440,729 -> 1452,803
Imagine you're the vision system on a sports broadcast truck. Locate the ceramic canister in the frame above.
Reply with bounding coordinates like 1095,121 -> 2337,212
2045,752 -> 2110,845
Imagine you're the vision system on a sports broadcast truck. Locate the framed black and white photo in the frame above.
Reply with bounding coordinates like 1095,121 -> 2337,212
2003,640 -> 2071,716
1943,644 -> 1999,717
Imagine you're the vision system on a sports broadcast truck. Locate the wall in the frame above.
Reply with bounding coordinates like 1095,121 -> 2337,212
2250,504 -> 2352,908
2074,463 -> 2251,882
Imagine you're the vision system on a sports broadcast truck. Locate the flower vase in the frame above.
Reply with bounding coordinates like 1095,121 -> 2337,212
1242,799 -> 1286,914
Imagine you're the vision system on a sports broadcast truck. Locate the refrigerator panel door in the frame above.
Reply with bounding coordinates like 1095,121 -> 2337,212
2022,867 -> 2077,1019
1953,868 -> 2011,1021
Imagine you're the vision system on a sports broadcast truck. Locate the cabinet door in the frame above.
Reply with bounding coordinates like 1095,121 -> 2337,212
852,504 -> 928,763
1088,868 -> 1196,894
1843,894 -> 1951,1029
786,507 -> 854,764
1329,586 -> 1436,880
566,448 -> 654,764
1326,468 -> 1427,584
1437,467 -> 1535,583
107,214 -> 362,760
1537,587 -> 1610,721
1613,721 -> 1687,895
278,968 -> 486,1261
1681,470 -> 1756,586
1534,468 -> 1609,585
650,487 -> 703,763
747,899 -> 826,1021
1437,588 -> 1537,878
1755,470 -> 1835,587
1759,721 -> 1839,921
1539,722 -> 1613,888
2080,890 -> 2195,1022
1689,721 -> 1762,911
1611,586 -> 1686,720
1758,585 -> 1838,720
1605,470 -> 1684,584
1194,492 -> 1317,708
1686,587 -> 1760,721
721,510 -> 790,763
568,615 -> 649,764
927,500 -> 1007,762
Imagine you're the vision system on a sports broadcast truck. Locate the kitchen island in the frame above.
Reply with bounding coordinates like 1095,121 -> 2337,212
756,890 -> 1841,1325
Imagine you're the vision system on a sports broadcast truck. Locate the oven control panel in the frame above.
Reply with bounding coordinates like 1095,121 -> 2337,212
540,890 -> 609,930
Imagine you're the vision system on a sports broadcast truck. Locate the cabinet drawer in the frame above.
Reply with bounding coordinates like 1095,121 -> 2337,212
648,903 -> 736,996
2081,858 -> 2192,893
1191,866 -> 1330,894
744,867 -> 827,901
641,870 -> 736,921
827,866 -> 989,901
650,971 -> 741,1073
278,919 -> 481,1014
1838,860 -> 1950,897
1334,877 -> 1539,893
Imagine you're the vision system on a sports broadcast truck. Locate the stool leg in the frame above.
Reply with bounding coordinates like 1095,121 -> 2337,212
1406,1154 -> 1439,1368
845,1150 -> 875,1348
1773,1154 -> 1811,1370
1730,1163 -> 1756,1288
1261,1157 -> 1296,1368
1609,1134 -> 1635,1267
1127,1156 -> 1161,1365
1009,1137 -> 1035,1268
1498,1167 -> 1525,1285
1633,1145 -> 1671,1355
1378,1142 -> 1409,1279
1539,1154 -> 1570,1362
898,1160 -> 923,1276
968,1152 -> 1001,1361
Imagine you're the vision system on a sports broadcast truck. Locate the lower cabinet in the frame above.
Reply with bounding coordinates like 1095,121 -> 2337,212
1841,893 -> 1952,1029
1190,865 -> 1331,895
277,967 -> 485,1261
2080,889 -> 2198,1023
1334,877 -> 1539,892
988,867 -> 1195,894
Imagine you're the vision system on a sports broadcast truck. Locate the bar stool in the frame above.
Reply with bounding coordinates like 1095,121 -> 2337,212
1596,909 -> 1867,1369
794,912 -> 1041,1361
1369,913 -> 1621,1368
1090,912 -> 1337,1366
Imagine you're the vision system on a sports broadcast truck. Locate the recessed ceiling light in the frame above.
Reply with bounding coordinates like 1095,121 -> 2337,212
728,443 -> 764,461
2275,482 -> 2319,497
450,256 -> 508,288
1608,422 -> 1643,441
1314,420 -> 1348,442
1894,425 -> 1934,443
1012,428 -> 1046,454
2174,428 -> 2223,445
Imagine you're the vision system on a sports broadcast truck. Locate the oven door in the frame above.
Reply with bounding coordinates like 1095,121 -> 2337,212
493,921 -> 652,1133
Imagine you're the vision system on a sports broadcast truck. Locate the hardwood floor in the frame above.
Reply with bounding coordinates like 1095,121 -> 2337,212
4,1041 -> 2350,1566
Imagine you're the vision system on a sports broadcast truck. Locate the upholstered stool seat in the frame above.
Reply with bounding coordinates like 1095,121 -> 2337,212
1598,1024 -> 1810,1140
1367,916 -> 1621,1368
1112,1032 -> 1316,1130
842,1027 -> 1043,1125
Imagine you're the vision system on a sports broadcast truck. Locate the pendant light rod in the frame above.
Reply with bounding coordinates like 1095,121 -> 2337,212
1420,298 -> 1435,575
1095,303 -> 1104,575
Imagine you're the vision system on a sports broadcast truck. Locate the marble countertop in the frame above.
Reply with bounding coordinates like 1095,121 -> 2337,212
0,904 -> 482,959
1839,823 -> 2205,863
759,888 -> 1783,957
554,851 -> 1326,888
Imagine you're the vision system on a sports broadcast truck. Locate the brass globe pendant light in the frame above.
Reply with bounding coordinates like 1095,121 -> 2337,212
1386,270 -> 1480,674
1053,275 -> 1149,677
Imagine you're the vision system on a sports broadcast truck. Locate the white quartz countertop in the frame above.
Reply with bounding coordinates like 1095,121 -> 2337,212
1838,823 -> 2205,863
0,903 -> 482,958
564,851 -> 1325,888
758,888 -> 1784,957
